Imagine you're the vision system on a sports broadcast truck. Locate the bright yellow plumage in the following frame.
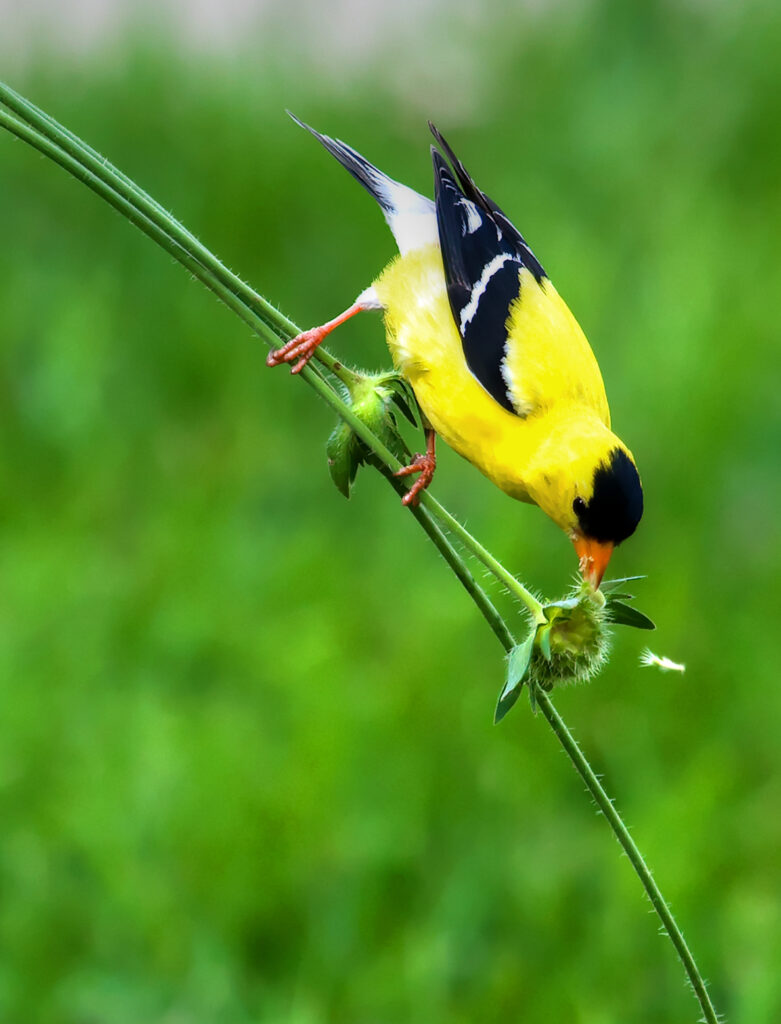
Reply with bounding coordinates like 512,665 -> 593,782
374,244 -> 630,536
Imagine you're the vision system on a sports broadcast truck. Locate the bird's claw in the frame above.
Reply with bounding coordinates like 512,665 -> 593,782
394,450 -> 436,507
266,327 -> 326,374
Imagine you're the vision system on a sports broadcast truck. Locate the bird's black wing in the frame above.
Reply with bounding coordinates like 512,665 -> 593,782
430,125 -> 546,414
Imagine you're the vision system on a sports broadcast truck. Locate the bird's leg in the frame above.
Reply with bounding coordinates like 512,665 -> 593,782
266,305 -> 361,374
394,428 -> 437,507
267,288 -> 382,375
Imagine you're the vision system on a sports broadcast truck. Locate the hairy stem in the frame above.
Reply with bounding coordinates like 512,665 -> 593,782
0,81 -> 359,388
420,494 -> 544,620
534,689 -> 719,1023
401,492 -> 516,652
0,83 -> 719,1024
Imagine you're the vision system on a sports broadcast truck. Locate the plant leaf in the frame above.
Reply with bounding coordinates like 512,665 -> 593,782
383,374 -> 422,429
606,600 -> 656,630
495,633 -> 535,724
326,421 -> 362,498
376,416 -> 410,464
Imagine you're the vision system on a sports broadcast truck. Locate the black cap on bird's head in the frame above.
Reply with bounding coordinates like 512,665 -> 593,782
572,448 -> 643,586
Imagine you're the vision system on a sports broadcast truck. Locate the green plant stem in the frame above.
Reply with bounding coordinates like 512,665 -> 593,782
294,357 -> 544,620
387,481 -> 516,652
0,109 -> 277,348
0,80 -> 359,390
0,106 -> 346,424
534,688 -> 719,1024
0,85 -> 719,1024
420,493 -> 544,620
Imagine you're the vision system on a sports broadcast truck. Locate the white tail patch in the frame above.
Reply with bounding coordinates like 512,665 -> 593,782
380,181 -> 438,255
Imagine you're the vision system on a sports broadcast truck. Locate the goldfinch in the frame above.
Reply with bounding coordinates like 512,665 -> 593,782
268,117 -> 643,585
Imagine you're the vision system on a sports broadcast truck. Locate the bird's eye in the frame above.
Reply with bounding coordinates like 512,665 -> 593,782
573,497 -> 586,514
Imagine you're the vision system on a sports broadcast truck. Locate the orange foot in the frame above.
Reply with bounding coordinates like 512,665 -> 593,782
267,300 -> 370,375
394,430 -> 436,507
266,326 -> 329,375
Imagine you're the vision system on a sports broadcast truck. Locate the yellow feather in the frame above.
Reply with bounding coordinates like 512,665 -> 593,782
505,269 -> 610,426
373,244 -> 633,535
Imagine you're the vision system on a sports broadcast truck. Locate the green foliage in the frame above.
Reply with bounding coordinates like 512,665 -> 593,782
1,5 -> 781,1021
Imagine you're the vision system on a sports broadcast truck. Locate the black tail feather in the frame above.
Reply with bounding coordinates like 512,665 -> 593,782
428,121 -> 546,282
428,121 -> 481,202
288,111 -> 395,215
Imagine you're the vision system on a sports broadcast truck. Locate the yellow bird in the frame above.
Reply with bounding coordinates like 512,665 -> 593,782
268,117 -> 643,585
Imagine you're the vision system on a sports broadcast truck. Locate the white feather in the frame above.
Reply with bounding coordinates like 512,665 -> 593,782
354,285 -> 383,310
376,180 -> 438,255
460,199 -> 483,235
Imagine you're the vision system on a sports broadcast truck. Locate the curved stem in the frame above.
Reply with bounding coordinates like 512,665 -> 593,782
0,110 -> 277,347
0,80 -> 359,389
0,85 -> 720,1024
534,688 -> 720,1024
0,108 -> 344,412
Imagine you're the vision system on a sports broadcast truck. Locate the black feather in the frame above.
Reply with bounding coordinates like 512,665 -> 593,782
428,122 -> 482,201
575,449 -> 644,545
288,111 -> 396,215
428,123 -> 546,282
430,127 -> 546,415
460,261 -> 524,413
431,150 -> 501,304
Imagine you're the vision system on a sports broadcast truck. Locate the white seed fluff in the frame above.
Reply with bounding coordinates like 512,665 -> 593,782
640,649 -> 686,673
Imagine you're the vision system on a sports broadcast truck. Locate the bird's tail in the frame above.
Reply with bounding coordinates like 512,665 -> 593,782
288,112 -> 436,255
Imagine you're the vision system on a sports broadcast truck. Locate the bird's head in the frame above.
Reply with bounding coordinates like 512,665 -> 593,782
524,419 -> 643,587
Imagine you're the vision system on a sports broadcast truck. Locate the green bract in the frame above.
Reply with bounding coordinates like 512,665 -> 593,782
326,373 -> 416,498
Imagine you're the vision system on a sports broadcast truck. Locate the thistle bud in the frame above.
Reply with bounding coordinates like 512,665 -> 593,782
495,577 -> 656,722
529,588 -> 610,693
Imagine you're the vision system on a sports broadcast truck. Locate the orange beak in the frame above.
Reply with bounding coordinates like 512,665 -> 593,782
573,536 -> 614,588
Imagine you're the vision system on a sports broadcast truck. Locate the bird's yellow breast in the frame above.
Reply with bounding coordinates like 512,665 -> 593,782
373,244 -> 612,502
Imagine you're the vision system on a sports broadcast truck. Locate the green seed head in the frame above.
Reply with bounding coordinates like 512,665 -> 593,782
531,584 -> 611,691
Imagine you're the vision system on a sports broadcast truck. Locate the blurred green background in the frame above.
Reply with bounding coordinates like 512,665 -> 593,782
1,1 -> 780,1021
